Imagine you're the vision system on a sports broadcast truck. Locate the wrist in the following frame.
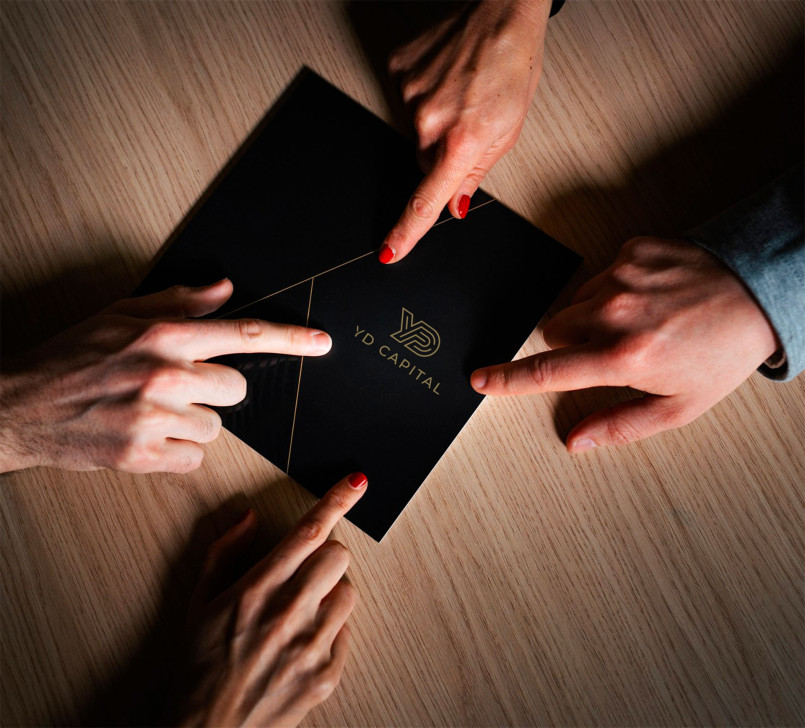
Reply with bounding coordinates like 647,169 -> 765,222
476,0 -> 551,35
0,367 -> 41,473
506,0 -> 553,30
472,0 -> 549,94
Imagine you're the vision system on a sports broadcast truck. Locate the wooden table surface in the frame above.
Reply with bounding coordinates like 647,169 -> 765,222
2,1 -> 803,725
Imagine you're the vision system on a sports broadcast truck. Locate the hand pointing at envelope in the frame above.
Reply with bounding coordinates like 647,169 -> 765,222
379,0 -> 553,264
168,473 -> 366,728
0,279 -> 332,474
470,237 -> 780,451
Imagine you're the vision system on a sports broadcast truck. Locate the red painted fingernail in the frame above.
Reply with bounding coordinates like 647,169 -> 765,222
378,244 -> 394,264
458,195 -> 471,219
348,472 -> 368,489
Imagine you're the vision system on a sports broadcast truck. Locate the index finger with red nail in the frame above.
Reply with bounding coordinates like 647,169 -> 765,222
236,473 -> 368,596
380,149 -> 481,264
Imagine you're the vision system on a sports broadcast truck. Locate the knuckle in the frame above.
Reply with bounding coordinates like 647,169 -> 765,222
659,402 -> 694,430
401,82 -> 419,106
297,640 -> 324,672
199,410 -> 222,442
621,236 -> 664,261
286,325 -> 307,350
162,286 -> 192,317
600,291 -> 638,321
127,399 -> 167,432
295,517 -> 324,546
445,127 -> 480,159
610,332 -> 656,372
235,318 -> 263,342
413,104 -> 439,137
236,587 -> 262,627
309,669 -> 341,702
138,320 -> 179,349
605,414 -> 642,446
321,540 -> 350,567
541,320 -> 561,349
621,236 -> 646,254
92,317 -> 141,352
336,580 -> 357,610
408,193 -> 436,221
112,436 -> 157,472
610,261 -> 641,286
324,488 -> 350,512
526,356 -> 553,390
140,364 -> 188,400
110,446 -> 139,471
387,44 -> 411,75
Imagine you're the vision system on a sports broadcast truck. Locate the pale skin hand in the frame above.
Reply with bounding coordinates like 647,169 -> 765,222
169,472 -> 367,728
0,279 -> 332,473
380,0 -> 552,264
471,237 -> 780,450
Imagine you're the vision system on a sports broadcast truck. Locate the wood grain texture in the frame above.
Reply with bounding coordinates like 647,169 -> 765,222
1,1 -> 803,726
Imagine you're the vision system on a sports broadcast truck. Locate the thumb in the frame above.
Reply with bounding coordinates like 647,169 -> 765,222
110,279 -> 234,319
566,394 -> 691,452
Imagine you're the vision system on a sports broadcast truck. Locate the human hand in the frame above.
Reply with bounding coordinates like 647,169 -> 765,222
470,237 -> 779,450
0,279 -> 331,473
379,0 -> 552,264
170,472 -> 367,728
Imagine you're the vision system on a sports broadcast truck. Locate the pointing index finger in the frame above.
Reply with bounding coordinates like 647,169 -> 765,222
471,346 -> 623,396
380,151 -> 477,264
245,473 -> 368,591
149,318 -> 333,361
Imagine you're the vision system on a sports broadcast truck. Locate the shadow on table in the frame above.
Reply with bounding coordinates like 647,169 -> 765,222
344,1 -> 464,137
0,241 -> 141,359
75,479 -> 303,727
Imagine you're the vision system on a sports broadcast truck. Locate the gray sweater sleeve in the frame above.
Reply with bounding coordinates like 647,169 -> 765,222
684,165 -> 804,382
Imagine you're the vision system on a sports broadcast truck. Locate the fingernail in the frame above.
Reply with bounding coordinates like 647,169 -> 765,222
378,243 -> 395,264
470,369 -> 487,390
570,438 -> 598,453
348,472 -> 367,489
458,195 -> 471,219
310,331 -> 332,353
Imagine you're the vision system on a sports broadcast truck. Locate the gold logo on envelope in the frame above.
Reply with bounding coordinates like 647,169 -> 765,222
390,307 -> 441,357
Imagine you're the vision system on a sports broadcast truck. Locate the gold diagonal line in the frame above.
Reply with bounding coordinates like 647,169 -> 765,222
218,249 -> 375,318
430,197 -> 496,228
286,276 -> 315,473
219,200 -> 495,319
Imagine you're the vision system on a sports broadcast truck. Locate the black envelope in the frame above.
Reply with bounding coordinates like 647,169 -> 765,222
138,69 -> 581,540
